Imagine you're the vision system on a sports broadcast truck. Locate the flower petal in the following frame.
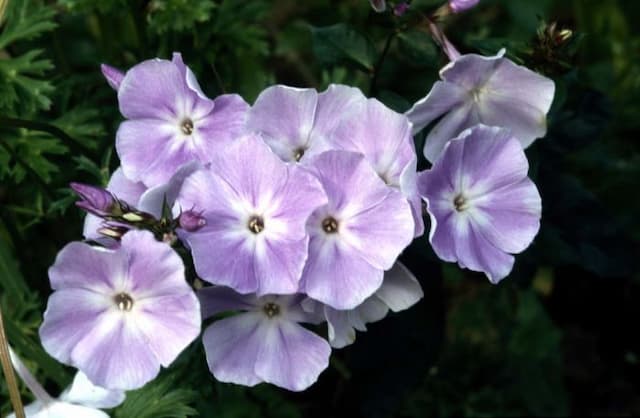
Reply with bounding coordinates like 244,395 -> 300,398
202,313 -> 264,387
376,262 -> 423,312
60,371 -> 126,409
70,310 -> 162,390
135,292 -> 201,367
405,80 -> 467,135
423,102 -> 477,162
301,232 -> 384,310
198,286 -> 257,319
247,85 -> 318,162
120,231 -> 187,298
48,243 -> 125,292
255,320 -> 331,391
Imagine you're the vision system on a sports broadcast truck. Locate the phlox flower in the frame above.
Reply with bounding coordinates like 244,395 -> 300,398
198,286 -> 331,392
418,125 -> 542,283
246,84 -> 366,163
301,150 -> 415,310
328,97 -> 424,236
7,347 -> 124,418
177,134 -> 327,295
448,0 -> 479,13
406,49 -> 555,162
39,230 -> 200,390
113,53 -> 248,187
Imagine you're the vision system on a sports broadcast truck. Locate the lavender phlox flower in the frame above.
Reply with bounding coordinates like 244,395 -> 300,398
303,261 -> 423,348
7,347 -> 124,418
300,150 -> 415,310
329,97 -> 424,237
115,52 -> 248,187
369,0 -> 386,12
70,183 -> 117,217
418,124 -> 542,283
177,134 -> 327,295
100,64 -> 124,91
448,0 -> 479,13
246,84 -> 366,163
199,286 -> 330,391
39,230 -> 200,390
406,49 -> 555,162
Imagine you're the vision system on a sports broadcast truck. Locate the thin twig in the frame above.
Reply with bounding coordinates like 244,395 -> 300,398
370,30 -> 398,97
0,307 -> 26,418
210,62 -> 226,94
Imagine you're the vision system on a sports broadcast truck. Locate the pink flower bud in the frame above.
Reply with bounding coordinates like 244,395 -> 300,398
70,183 -> 116,217
179,210 -> 207,232
449,0 -> 479,13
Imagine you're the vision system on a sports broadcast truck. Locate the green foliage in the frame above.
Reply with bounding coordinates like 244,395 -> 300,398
311,24 -> 377,73
114,373 -> 198,418
148,0 -> 216,34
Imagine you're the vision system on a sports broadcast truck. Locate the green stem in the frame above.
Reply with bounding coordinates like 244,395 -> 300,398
370,30 -> 398,97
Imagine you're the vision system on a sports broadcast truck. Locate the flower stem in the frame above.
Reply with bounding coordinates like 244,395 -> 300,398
0,307 -> 26,418
370,30 -> 398,97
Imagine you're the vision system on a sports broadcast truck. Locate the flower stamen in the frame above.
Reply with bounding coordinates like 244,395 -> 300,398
263,302 -> 280,318
114,293 -> 134,311
180,118 -> 194,135
322,217 -> 339,233
248,215 -> 265,234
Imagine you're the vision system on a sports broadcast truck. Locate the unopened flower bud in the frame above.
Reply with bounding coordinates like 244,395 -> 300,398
369,0 -> 386,12
393,1 -> 409,16
179,210 -> 207,232
448,0 -> 479,13
100,64 -> 124,91
70,182 -> 116,217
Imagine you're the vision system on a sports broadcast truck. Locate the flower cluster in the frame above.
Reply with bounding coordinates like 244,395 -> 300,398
35,10 -> 554,397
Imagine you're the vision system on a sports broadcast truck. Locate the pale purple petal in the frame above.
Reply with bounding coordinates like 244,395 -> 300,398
247,85 -> 318,162
48,243 -> 125,292
310,84 -> 367,148
171,52 -> 208,100
198,286 -> 257,319
28,402 -> 109,418
405,80 -> 467,135
116,119 -> 195,186
423,102 -> 477,163
325,308 -> 356,348
120,231 -> 187,298
100,64 -> 124,91
118,58 -> 212,120
302,230 -> 384,310
473,177 -> 541,253
330,98 -> 414,190
60,372 -> 126,409
255,320 -> 331,391
138,161 -> 200,218
69,313 -> 161,390
193,94 -> 249,150
202,313 -> 263,387
439,51 -> 504,90
134,292 -> 201,367
399,157 -> 425,237
39,289 -> 112,365
376,262 -> 423,312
